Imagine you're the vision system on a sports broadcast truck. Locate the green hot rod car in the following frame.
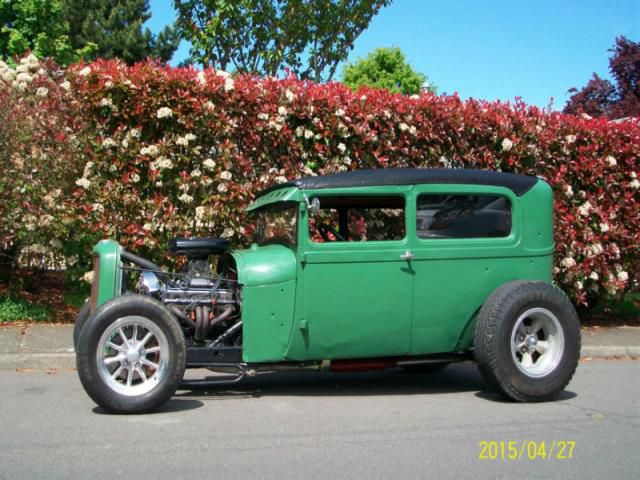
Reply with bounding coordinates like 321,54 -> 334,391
75,168 -> 580,413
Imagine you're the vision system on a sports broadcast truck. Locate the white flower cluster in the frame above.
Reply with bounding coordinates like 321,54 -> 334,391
560,257 -> 576,269
75,177 -> 91,189
0,60 -> 15,83
501,138 -> 514,152
563,185 -> 574,198
140,145 -> 159,156
577,201 -> 592,217
2,54 -> 41,90
179,193 -> 193,204
586,243 -> 604,258
157,107 -> 173,119
102,138 -> 117,148
203,158 -> 216,171
176,133 -> 197,146
284,88 -> 296,103
151,156 -> 173,170
606,155 -> 617,167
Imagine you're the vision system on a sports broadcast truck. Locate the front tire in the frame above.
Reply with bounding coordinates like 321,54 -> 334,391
76,294 -> 186,413
73,301 -> 91,350
474,281 -> 580,402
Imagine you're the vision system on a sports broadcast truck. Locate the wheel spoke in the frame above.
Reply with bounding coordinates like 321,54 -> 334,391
110,365 -> 124,379
144,346 -> 161,354
516,323 -> 527,338
126,366 -> 134,386
140,332 -> 153,347
521,352 -> 534,368
104,354 -> 124,366
140,358 -> 159,370
136,366 -> 147,383
536,340 -> 550,355
132,324 -> 138,341
106,341 -> 123,352
117,327 -> 128,344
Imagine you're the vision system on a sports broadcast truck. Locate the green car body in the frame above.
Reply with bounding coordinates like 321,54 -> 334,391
92,170 -> 554,365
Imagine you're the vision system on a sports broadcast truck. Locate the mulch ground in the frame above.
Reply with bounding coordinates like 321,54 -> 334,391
0,270 -> 80,324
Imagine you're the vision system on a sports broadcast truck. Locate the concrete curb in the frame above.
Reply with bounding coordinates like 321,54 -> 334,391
0,349 -> 638,370
580,346 -> 640,358
0,353 -> 77,370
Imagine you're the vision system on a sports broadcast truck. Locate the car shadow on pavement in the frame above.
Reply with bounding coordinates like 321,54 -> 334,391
474,389 -> 577,403
92,398 -> 205,415
175,362 -> 501,400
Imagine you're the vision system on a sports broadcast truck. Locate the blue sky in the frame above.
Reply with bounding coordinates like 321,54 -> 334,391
147,0 -> 640,109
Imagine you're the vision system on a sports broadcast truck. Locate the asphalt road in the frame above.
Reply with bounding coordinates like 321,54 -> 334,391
0,361 -> 638,480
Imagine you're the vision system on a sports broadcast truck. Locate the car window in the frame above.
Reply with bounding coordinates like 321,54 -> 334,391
253,203 -> 298,247
309,195 -> 405,242
416,194 -> 511,239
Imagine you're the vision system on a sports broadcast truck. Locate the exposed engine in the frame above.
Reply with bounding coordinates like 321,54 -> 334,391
127,237 -> 242,347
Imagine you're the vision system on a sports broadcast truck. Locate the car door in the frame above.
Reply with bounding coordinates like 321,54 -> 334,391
409,184 -> 525,355
290,187 -> 413,360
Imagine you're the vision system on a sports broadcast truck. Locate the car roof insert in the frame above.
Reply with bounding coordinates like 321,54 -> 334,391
258,168 -> 538,197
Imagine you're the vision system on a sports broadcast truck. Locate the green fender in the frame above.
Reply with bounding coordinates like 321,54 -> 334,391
231,244 -> 298,362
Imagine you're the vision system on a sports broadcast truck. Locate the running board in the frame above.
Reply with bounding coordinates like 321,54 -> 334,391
179,363 -> 249,388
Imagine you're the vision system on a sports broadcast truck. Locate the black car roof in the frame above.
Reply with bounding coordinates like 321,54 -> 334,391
258,168 -> 538,197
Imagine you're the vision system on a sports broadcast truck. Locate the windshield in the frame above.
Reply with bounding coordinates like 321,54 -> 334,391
253,203 -> 298,247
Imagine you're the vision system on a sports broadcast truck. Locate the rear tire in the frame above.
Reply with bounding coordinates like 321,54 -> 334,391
76,294 -> 186,414
474,281 -> 580,402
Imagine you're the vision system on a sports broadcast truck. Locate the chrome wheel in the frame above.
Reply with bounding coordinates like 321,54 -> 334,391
96,316 -> 169,396
510,307 -> 565,378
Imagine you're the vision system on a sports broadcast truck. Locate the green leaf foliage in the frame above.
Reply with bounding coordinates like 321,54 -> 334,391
0,0 -> 79,65
342,47 -> 432,95
0,296 -> 49,322
173,0 -> 391,81
0,0 -> 179,65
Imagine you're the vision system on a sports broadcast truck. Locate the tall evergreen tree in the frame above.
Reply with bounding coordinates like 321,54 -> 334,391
62,0 -> 179,64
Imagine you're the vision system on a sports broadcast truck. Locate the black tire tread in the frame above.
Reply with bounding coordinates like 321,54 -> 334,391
76,294 -> 186,414
474,281 -> 581,402
73,301 -> 91,350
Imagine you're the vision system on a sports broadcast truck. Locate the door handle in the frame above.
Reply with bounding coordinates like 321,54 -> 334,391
400,251 -> 413,261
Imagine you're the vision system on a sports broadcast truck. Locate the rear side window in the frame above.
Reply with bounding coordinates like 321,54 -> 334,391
416,194 -> 511,239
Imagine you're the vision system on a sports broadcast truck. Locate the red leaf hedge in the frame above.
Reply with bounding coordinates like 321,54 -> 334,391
1,57 -> 638,305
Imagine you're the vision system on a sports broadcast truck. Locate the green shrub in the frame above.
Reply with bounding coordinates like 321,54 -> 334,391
0,296 -> 50,322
